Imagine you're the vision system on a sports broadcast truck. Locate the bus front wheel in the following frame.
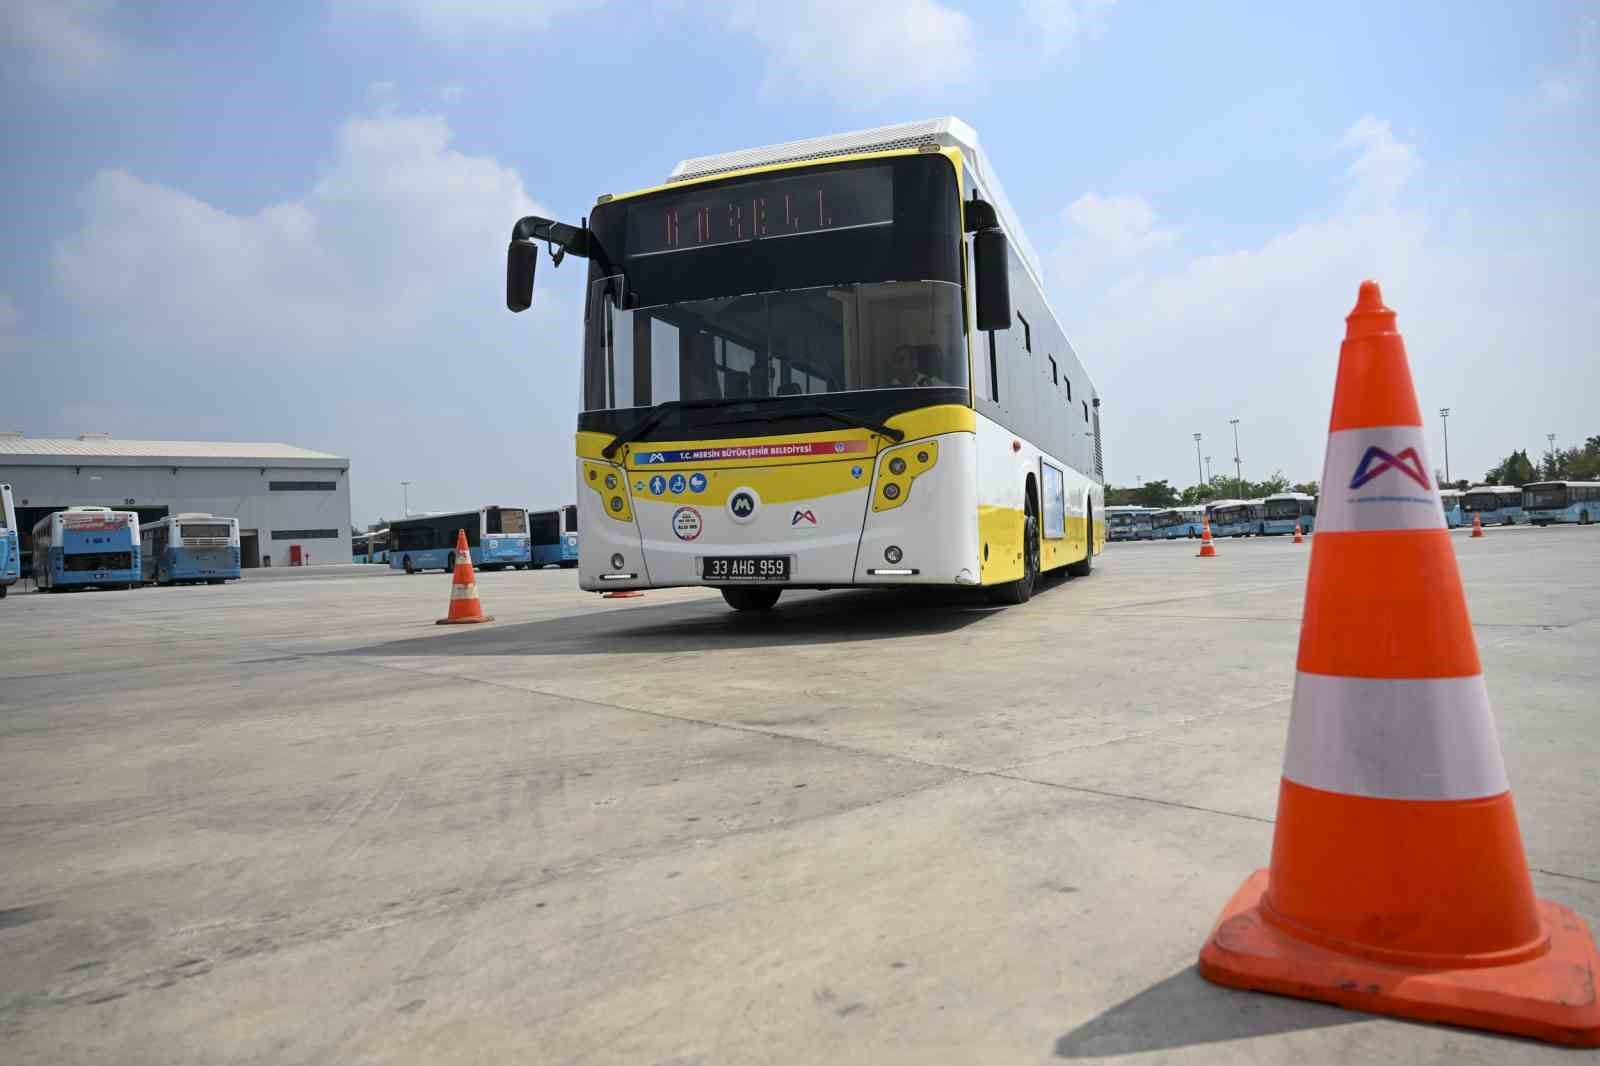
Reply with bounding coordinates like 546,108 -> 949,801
989,491 -> 1040,605
445,552 -> 456,573
1581,511 -> 1592,525
721,586 -> 781,612
403,556 -> 415,575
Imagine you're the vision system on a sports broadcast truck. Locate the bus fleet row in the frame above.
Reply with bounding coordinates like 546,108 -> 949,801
0,491 -> 243,596
1108,480 -> 1598,543
356,505 -> 579,573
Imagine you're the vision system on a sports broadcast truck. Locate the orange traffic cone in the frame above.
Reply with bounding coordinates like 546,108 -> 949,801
1197,281 -> 1600,1046
1471,512 -> 1485,537
436,529 -> 493,625
1292,521 -> 1303,543
1197,513 -> 1217,557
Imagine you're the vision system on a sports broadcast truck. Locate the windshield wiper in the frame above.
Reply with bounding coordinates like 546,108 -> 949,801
704,401 -> 904,442
600,397 -> 775,459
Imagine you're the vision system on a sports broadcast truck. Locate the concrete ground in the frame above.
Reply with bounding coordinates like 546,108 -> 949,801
1,526 -> 1596,1065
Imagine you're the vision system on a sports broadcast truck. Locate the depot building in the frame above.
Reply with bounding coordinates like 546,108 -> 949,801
0,433 -> 351,570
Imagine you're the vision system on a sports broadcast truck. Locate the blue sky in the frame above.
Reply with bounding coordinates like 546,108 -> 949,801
3,0 -> 1596,523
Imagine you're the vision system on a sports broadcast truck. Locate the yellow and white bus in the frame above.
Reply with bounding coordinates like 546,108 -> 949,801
506,118 -> 1104,610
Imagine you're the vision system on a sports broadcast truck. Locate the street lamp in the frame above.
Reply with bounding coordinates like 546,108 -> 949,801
1205,456 -> 1213,482
1547,432 -> 1558,477
401,480 -> 411,517
1439,408 -> 1451,485
1229,419 -> 1242,498
1193,432 -> 1203,485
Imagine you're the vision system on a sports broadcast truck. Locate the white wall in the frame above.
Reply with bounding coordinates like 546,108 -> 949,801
0,463 -> 352,567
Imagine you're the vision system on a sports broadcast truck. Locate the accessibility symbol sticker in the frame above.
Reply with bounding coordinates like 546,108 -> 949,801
649,475 -> 666,496
669,473 -> 687,494
688,472 -> 707,493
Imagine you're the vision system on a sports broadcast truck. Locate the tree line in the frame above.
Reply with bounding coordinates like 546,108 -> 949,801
1107,434 -> 1598,509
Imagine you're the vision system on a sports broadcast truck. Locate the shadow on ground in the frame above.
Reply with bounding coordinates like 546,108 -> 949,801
1054,966 -> 1363,1057
337,580 -> 1083,658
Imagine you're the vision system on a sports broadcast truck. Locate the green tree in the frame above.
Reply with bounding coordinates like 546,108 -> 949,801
1484,449 -> 1537,486
1291,480 -> 1319,496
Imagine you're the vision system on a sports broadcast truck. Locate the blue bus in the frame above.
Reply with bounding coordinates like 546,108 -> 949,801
389,506 -> 532,573
1151,506 -> 1204,539
352,529 -> 390,564
1439,488 -> 1464,528
529,505 -> 579,567
141,514 -> 241,585
1106,506 -> 1156,542
1208,499 -> 1260,537
1262,492 -> 1317,536
1461,485 -> 1524,526
31,506 -> 142,591
1522,481 -> 1600,525
0,484 -> 18,598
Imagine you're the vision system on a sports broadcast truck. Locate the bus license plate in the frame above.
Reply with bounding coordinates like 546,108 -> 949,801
702,556 -> 789,582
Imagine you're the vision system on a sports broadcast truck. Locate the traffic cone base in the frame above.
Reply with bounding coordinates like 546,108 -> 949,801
1200,870 -> 1600,1047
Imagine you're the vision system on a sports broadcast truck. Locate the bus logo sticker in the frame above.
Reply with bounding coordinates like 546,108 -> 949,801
634,480 -> 645,491
671,507 -> 703,542
851,465 -> 863,479
1349,446 -> 1429,490
792,510 -> 818,526
688,472 -> 707,493
669,473 -> 687,495
649,475 -> 667,496
728,488 -> 760,524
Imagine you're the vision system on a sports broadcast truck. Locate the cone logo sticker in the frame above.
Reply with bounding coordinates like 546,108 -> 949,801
1349,446 -> 1429,490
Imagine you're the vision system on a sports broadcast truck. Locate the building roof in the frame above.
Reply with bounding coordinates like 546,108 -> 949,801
0,435 -> 346,468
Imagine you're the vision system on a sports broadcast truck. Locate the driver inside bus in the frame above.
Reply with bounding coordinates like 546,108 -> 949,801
886,344 -> 944,388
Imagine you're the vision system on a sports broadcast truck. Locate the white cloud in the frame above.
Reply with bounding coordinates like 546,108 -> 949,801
1024,0 -> 1117,56
0,0 -> 124,94
1338,115 -> 1419,212
727,0 -> 974,107
349,0 -> 591,35
1538,14 -> 1595,110
1052,118 -> 1596,490
55,114 -> 540,352
1063,193 -> 1178,258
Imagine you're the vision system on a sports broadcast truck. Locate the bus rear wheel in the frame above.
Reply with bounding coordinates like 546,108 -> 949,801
1581,510 -> 1592,525
1067,506 -> 1094,578
721,586 -> 781,612
403,556 -> 414,575
445,552 -> 456,572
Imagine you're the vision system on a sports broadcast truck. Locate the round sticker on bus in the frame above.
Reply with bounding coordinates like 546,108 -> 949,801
671,506 -> 703,542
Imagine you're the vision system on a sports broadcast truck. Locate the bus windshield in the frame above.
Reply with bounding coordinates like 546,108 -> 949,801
579,154 -> 964,428
1265,500 -> 1301,518
1524,485 -> 1566,509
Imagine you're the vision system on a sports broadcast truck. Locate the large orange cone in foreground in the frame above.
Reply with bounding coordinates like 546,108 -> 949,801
437,529 -> 494,625
1197,282 -> 1600,1046
1197,513 -> 1217,557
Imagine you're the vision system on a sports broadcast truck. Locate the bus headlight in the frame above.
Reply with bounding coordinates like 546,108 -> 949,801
611,553 -> 625,569
884,545 -> 903,563
872,440 -> 939,513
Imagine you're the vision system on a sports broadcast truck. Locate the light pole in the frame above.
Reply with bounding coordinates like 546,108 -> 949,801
1193,432 -> 1203,485
1205,456 -> 1213,482
401,481 -> 411,517
1547,432 -> 1557,477
1229,418 -> 1242,498
1439,408 -> 1451,485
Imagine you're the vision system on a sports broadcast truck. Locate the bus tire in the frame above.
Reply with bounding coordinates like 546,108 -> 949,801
1581,510 -> 1591,525
989,489 -> 1039,605
0,584 -> 6,598
721,586 -> 781,612
403,556 -> 414,575
445,552 -> 456,573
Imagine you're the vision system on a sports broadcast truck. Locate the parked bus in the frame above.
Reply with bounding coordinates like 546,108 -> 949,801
1151,506 -> 1204,539
529,505 -> 579,567
1521,481 -> 1600,525
1208,499 -> 1257,537
141,514 -> 241,585
30,506 -> 141,591
1106,506 -> 1154,542
0,484 -> 18,598
1262,492 -> 1317,536
352,529 -> 390,564
1461,485 -> 1525,526
389,506 -> 532,573
1439,488 -> 1463,528
505,117 -> 1104,609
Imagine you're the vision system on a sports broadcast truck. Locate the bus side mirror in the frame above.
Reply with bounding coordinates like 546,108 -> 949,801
974,228 -> 1011,332
507,239 -> 538,312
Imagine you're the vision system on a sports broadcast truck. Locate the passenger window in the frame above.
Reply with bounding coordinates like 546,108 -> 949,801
1048,355 -> 1057,385
1082,400 -> 1089,421
1017,312 -> 1031,352
1065,378 -> 1072,402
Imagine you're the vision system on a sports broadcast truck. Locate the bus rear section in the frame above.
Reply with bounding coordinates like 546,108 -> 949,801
1522,482 -> 1600,525
1152,507 -> 1203,539
1262,493 -> 1316,535
33,507 -> 141,590
529,506 -> 579,567
1439,489 -> 1463,528
143,515 -> 241,585
0,484 -> 18,597
1462,486 -> 1524,526
1106,507 -> 1144,542
1208,500 -> 1253,537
